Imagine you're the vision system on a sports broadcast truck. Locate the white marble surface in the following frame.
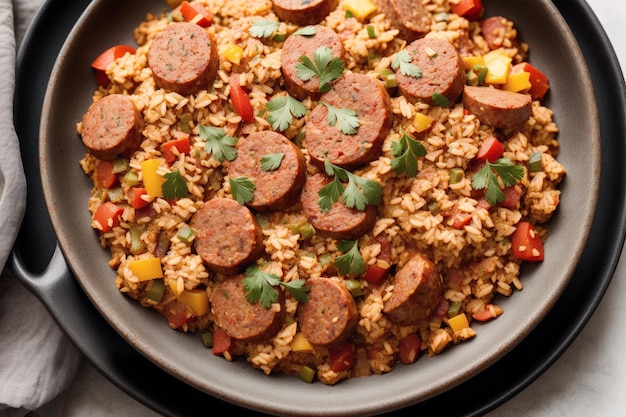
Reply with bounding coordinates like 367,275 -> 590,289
17,0 -> 626,416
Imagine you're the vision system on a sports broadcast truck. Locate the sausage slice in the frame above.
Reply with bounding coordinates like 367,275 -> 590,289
300,173 -> 376,241
272,0 -> 338,26
190,198 -> 264,274
373,0 -> 431,42
227,131 -> 306,212
212,274 -> 286,342
297,277 -> 358,347
396,37 -> 465,106
281,25 -> 345,100
148,22 -> 219,95
81,94 -> 143,161
383,253 -> 442,326
304,73 -> 392,170
462,85 -> 532,129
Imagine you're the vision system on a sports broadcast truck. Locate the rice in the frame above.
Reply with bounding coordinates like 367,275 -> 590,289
78,0 -> 566,386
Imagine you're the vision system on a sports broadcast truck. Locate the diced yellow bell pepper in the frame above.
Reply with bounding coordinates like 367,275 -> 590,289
343,0 -> 377,20
177,289 -> 210,316
462,55 -> 486,71
292,332 -> 314,352
140,159 -> 166,197
168,278 -> 184,297
503,71 -> 532,93
483,51 -> 512,85
448,313 -> 470,333
223,43 -> 244,65
129,257 -> 164,282
413,113 -> 434,133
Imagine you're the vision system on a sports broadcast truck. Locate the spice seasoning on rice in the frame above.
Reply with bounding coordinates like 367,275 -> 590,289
78,0 -> 564,385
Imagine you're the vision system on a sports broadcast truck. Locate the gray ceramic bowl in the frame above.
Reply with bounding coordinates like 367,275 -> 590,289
39,0 -> 600,415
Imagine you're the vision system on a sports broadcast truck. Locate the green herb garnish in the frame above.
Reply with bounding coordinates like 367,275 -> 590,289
229,176 -> 256,205
432,92 -> 450,107
162,169 -> 189,200
295,46 -> 345,93
318,160 -> 382,211
390,130 -> 427,177
249,19 -> 280,38
293,26 -> 317,37
243,264 -> 310,309
321,102 -> 360,135
266,95 -> 307,131
391,50 -> 422,78
334,240 -> 365,276
200,125 -> 238,162
471,158 -> 525,206
260,153 -> 285,171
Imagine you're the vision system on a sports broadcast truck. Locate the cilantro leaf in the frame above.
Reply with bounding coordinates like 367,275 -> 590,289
229,176 -> 256,205
249,19 -> 280,38
471,158 -> 525,206
334,240 -> 365,276
391,50 -> 423,78
266,95 -> 307,131
432,92 -> 450,107
293,26 -> 317,37
318,160 -> 382,211
295,46 -> 345,92
321,102 -> 360,135
260,153 -> 285,171
390,130 -> 427,177
200,125 -> 238,162
243,264 -> 310,309
162,169 -> 189,200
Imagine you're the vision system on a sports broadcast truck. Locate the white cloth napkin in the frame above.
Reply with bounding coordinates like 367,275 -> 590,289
0,0 -> 82,414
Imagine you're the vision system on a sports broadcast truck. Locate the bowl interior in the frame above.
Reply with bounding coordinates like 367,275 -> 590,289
39,0 -> 600,415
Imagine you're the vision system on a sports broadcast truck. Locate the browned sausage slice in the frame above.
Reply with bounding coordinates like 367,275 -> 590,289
281,25 -> 345,101
462,85 -> 532,129
383,253 -> 442,326
297,277 -> 358,347
373,0 -> 431,42
304,72 -> 392,170
480,16 -> 521,50
300,173 -> 376,241
189,197 -> 264,274
272,0 -> 338,26
396,37 -> 465,106
212,274 -> 286,342
227,131 -> 306,212
81,94 -> 143,161
148,22 -> 219,95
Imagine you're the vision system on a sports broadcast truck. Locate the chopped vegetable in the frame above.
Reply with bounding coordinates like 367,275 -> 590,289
427,200 -> 441,216
177,225 -> 196,243
265,94 -> 307,131
212,327 -> 234,356
472,303 -> 503,322
123,171 -> 139,187
229,74 -> 255,122
177,288 -> 210,316
366,25 -> 376,39
162,169 -> 189,200
249,19 -> 280,38
146,279 -> 165,303
91,45 -> 136,86
449,167 -> 464,184
334,240 -> 365,276
413,113 -> 433,133
96,160 -> 118,189
129,224 -> 147,254
295,46 -> 345,93
93,201 -> 124,233
200,125 -> 238,162
299,366 -> 316,383
129,257 -> 164,282
362,264 -> 389,285
328,342 -> 355,372
528,152 -> 543,172
318,160 -> 382,211
229,176 -> 256,205
390,130 -> 427,178
223,43 -> 244,65
447,313 -> 470,332
112,158 -> 129,174
483,50 -> 512,84
476,136 -> 504,163
512,62 -> 550,101
503,70 -> 532,93
292,333 -> 314,352
447,301 -> 462,318
179,1 -> 212,27
243,264 -> 310,309
201,331 -> 214,348
162,136 -> 191,166
497,186 -> 521,209
398,333 -> 422,364
321,102 -> 360,135
471,158 -> 525,206
342,0 -> 377,20
260,153 -> 285,171
140,159 -> 166,197
392,50 -> 422,78
345,278 -> 363,296
449,0 -> 484,21
463,55 -> 486,71
511,221 -> 544,261
128,187 -> 149,209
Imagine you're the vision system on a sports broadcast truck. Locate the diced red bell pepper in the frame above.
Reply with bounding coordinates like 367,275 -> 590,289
162,136 -> 191,165
93,201 -> 124,232
477,136 -> 504,163
511,221 -> 544,261
91,45 -> 136,87
472,304 -> 501,322
398,333 -> 422,364
450,0 -> 484,21
363,265 -> 390,284
96,160 -> 118,189
212,327 -> 234,356
229,74 -> 255,123
128,187 -> 150,209
498,186 -> 521,209
512,62 -> 550,101
180,1 -> 212,27
328,342 -> 355,373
